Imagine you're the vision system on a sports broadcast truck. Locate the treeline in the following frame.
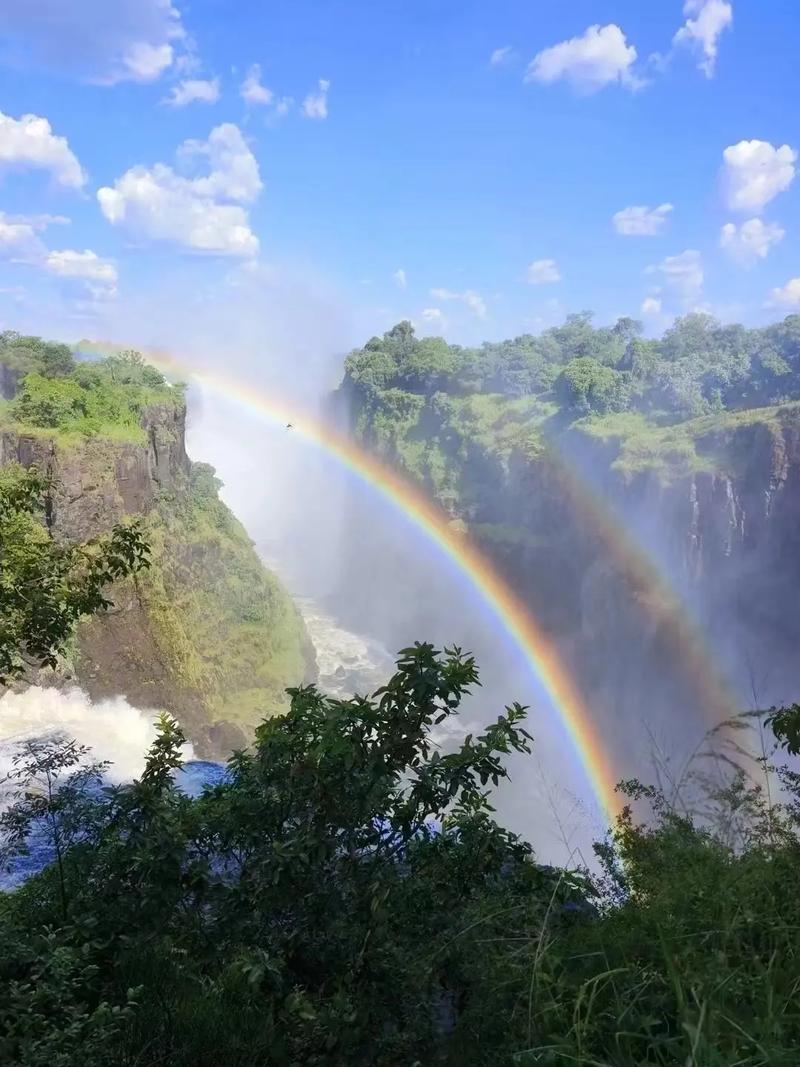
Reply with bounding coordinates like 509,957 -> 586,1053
342,313 -> 800,420
0,331 -> 180,439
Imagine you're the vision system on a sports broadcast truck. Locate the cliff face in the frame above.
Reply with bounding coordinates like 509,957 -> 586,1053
1,402 -> 189,538
340,394 -> 800,754
2,398 -> 315,757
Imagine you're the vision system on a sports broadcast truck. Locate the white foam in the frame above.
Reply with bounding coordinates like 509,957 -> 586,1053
0,686 -> 194,783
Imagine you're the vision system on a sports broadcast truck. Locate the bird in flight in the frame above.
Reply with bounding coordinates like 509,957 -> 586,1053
286,422 -> 293,429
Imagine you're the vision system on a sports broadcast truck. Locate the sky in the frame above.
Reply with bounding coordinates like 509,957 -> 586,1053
0,0 -> 799,355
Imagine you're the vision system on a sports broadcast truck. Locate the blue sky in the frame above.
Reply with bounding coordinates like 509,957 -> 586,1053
0,0 -> 799,355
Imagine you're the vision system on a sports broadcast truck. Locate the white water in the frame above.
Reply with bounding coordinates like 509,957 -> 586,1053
296,596 -> 394,697
0,687 -> 195,785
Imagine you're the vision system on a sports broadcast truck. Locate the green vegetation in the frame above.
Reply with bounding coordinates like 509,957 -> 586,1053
0,466 -> 150,682
3,325 -> 800,1064
129,462 -> 310,725
344,313 -> 800,421
0,331 -> 182,445
1,331 -> 311,738
340,313 -> 800,498
2,638 -> 800,1064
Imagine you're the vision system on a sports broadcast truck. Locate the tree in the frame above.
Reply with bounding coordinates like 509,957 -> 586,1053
555,357 -> 631,415
0,467 -> 150,682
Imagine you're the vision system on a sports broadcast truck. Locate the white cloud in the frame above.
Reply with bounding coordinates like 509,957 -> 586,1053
0,212 -> 116,298
122,41 -> 174,82
613,203 -> 673,236
97,123 -> 262,256
240,64 -> 273,105
430,287 -> 487,319
421,307 -> 446,331
272,97 -> 293,119
9,212 -> 70,230
302,79 -> 330,120
640,296 -> 662,316
525,24 -> 639,94
163,77 -> 220,107
393,268 -> 407,290
0,211 -> 70,263
720,218 -> 784,265
526,259 -> 561,284
673,0 -> 733,77
0,0 -> 186,84
43,249 -> 117,297
768,278 -> 800,308
462,291 -> 486,318
0,213 -> 44,261
490,46 -> 514,67
648,249 -> 704,303
0,110 -> 85,188
722,140 -> 797,214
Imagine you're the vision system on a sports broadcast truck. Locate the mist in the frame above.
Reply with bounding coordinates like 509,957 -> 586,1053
0,686 -> 194,785
17,263 -> 798,867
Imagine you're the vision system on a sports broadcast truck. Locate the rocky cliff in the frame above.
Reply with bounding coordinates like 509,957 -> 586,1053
1,394 -> 315,758
336,391 -> 800,761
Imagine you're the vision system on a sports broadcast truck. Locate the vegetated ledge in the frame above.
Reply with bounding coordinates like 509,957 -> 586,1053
0,350 -> 315,759
572,402 -> 800,486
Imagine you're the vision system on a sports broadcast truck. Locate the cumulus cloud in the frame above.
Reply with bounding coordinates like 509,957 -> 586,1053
490,46 -> 514,67
240,64 -> 273,105
239,66 -> 292,120
0,110 -> 85,188
720,218 -> 784,265
43,249 -> 117,297
97,123 -> 262,256
421,307 -> 446,331
673,0 -> 733,77
526,259 -> 561,284
641,296 -> 663,316
430,287 -> 487,319
0,213 -> 44,261
613,203 -> 673,236
768,278 -> 800,308
648,249 -> 704,303
163,76 -> 220,107
0,212 -> 116,298
525,24 -> 639,93
302,79 -> 330,120
722,140 -> 797,214
0,0 -> 186,84
393,268 -> 407,290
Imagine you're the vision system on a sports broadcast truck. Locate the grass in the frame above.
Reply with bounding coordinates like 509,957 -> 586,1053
574,402 -> 800,484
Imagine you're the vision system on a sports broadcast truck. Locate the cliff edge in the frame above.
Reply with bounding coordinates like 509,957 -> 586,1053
0,335 -> 314,757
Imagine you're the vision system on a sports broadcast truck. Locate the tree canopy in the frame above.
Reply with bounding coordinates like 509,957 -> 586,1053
342,312 -> 800,420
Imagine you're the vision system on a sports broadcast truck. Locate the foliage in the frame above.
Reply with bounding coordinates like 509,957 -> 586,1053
1,337 -> 181,443
3,642 -> 800,1064
338,314 -> 800,510
0,466 -> 150,681
102,460 -> 312,727
767,703 -> 800,755
554,355 -> 631,414
341,312 -> 800,426
0,331 -> 75,380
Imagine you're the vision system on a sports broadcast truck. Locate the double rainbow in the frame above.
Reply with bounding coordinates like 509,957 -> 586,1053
77,341 -> 737,825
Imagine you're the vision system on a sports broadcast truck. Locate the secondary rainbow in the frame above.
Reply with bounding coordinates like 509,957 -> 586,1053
77,341 -> 622,823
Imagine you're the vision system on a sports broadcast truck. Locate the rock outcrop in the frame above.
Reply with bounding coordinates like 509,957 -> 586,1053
2,395 -> 315,758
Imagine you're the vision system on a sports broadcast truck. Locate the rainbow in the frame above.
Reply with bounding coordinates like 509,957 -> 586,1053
546,451 -> 736,729
76,341 -> 623,823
